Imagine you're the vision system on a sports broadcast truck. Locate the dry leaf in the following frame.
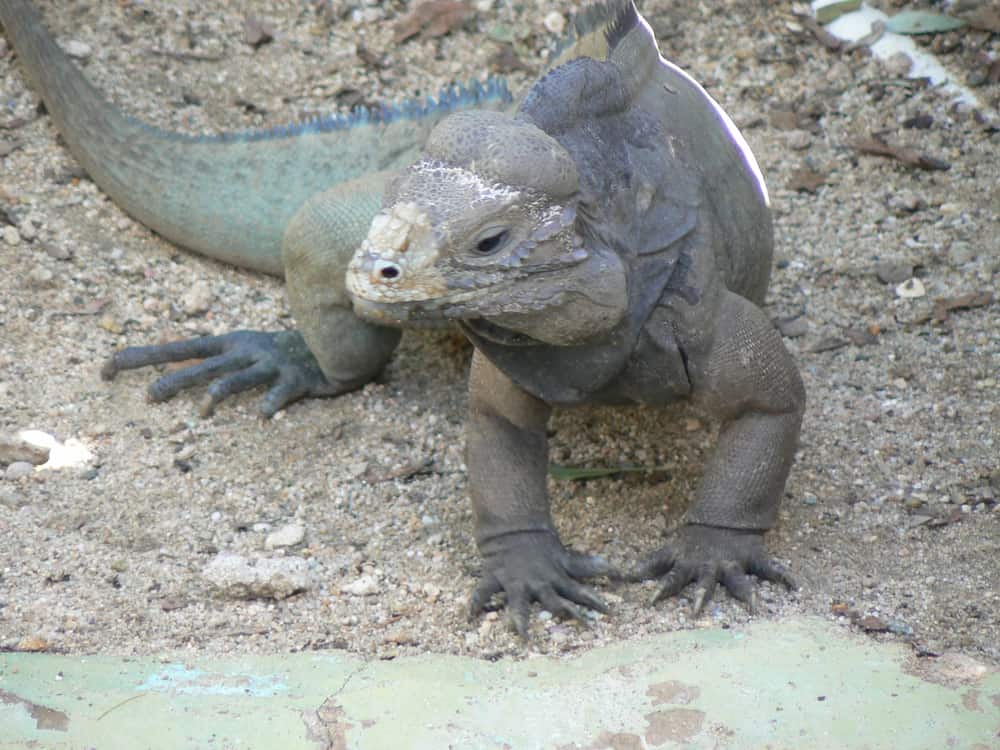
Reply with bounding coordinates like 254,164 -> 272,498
854,135 -> 950,171
394,1 -> 473,44
787,167 -> 828,192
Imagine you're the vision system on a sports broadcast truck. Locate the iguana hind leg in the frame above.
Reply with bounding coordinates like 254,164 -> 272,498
103,174 -> 401,417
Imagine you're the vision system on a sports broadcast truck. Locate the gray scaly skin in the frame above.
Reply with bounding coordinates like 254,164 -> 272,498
2,0 -> 805,635
346,2 -> 805,633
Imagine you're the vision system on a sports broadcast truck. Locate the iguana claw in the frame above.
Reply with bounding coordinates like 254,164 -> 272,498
470,530 -> 615,639
102,330 -> 332,417
634,524 -> 796,615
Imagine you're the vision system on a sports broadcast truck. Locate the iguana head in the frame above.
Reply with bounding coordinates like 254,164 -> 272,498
346,111 -> 627,346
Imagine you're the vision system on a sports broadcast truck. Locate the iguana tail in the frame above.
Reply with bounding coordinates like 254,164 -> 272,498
0,0 -> 510,276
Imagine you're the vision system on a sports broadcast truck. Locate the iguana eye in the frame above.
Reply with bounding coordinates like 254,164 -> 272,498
474,230 -> 509,255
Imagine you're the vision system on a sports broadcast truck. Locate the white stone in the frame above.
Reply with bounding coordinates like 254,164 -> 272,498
202,553 -> 311,599
895,278 -> 925,299
543,11 -> 566,35
182,280 -> 213,315
340,574 -> 379,596
265,523 -> 305,550
64,40 -> 92,59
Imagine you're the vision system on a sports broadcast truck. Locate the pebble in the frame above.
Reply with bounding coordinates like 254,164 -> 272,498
182,280 -> 214,315
884,51 -> 912,77
785,130 -> 812,150
543,11 -> 566,35
946,241 -> 976,266
202,553 -> 312,600
63,40 -> 92,59
341,574 -> 380,596
875,261 -> 913,285
895,278 -> 925,299
265,523 -> 305,550
43,241 -> 72,260
28,267 -> 55,288
18,220 -> 38,242
0,488 -> 29,509
3,225 -> 20,246
887,191 -> 924,214
5,461 -> 35,480
422,582 -> 441,601
0,431 -> 51,465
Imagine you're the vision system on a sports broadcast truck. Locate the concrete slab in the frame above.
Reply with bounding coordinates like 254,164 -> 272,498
1,617 -> 996,749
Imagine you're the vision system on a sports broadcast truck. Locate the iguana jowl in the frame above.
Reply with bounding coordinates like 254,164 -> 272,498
1,0 -> 805,634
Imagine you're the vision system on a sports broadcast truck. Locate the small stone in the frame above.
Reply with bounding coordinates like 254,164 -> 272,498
5,461 -> 34,480
98,315 -> 124,334
884,51 -> 912,77
422,582 -> 441,601
543,11 -> 566,35
18,221 -> 37,242
202,553 -> 312,599
0,488 -> 29,509
895,277 -> 925,299
802,493 -> 819,506
28,267 -> 55,288
887,191 -> 925,214
63,40 -> 92,59
0,431 -> 51,465
16,635 -> 50,652
265,523 -> 305,549
875,261 -> 913,284
785,130 -> 812,150
341,574 -> 380,596
182,280 -> 213,315
43,241 -> 72,260
3,225 -> 20,246
775,315 -> 809,338
946,242 -> 976,266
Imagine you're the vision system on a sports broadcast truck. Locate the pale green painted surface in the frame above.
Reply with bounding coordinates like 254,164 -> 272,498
0,618 -> 996,749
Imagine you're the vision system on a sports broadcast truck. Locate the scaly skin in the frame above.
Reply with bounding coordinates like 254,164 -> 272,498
2,0 -> 805,637
0,0 -> 510,412
347,1 -> 805,635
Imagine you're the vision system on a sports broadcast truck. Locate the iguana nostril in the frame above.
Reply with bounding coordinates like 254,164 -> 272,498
374,259 -> 401,282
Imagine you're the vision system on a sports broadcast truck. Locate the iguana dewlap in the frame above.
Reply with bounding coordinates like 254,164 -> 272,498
1,0 -> 804,635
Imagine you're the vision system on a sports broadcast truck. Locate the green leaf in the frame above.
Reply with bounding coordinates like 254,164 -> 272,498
815,0 -> 862,25
547,464 -> 667,481
885,11 -> 966,35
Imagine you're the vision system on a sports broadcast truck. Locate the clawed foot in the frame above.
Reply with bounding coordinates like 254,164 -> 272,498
102,330 -> 333,417
470,530 -> 618,638
631,524 -> 796,615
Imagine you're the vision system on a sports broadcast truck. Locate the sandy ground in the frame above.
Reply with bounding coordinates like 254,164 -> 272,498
0,1 -> 997,663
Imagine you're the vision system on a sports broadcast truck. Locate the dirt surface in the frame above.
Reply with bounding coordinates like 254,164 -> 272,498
1,1 -> 997,663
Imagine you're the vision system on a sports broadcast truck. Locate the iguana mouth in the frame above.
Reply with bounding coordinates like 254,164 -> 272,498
460,319 -> 541,346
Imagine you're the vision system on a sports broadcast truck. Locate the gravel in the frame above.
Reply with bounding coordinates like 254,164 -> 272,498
0,0 -> 997,662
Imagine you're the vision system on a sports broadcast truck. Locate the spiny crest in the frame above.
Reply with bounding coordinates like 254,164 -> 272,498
137,77 -> 512,144
546,0 -> 640,70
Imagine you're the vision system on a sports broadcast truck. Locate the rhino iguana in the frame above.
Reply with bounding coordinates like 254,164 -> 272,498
1,0 -> 805,635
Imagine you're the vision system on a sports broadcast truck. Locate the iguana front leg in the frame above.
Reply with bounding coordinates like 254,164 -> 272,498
103,174 -> 401,416
634,290 -> 805,613
467,351 -> 614,637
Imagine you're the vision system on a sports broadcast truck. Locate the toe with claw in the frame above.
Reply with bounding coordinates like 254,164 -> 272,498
632,524 -> 796,616
470,530 -> 617,639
